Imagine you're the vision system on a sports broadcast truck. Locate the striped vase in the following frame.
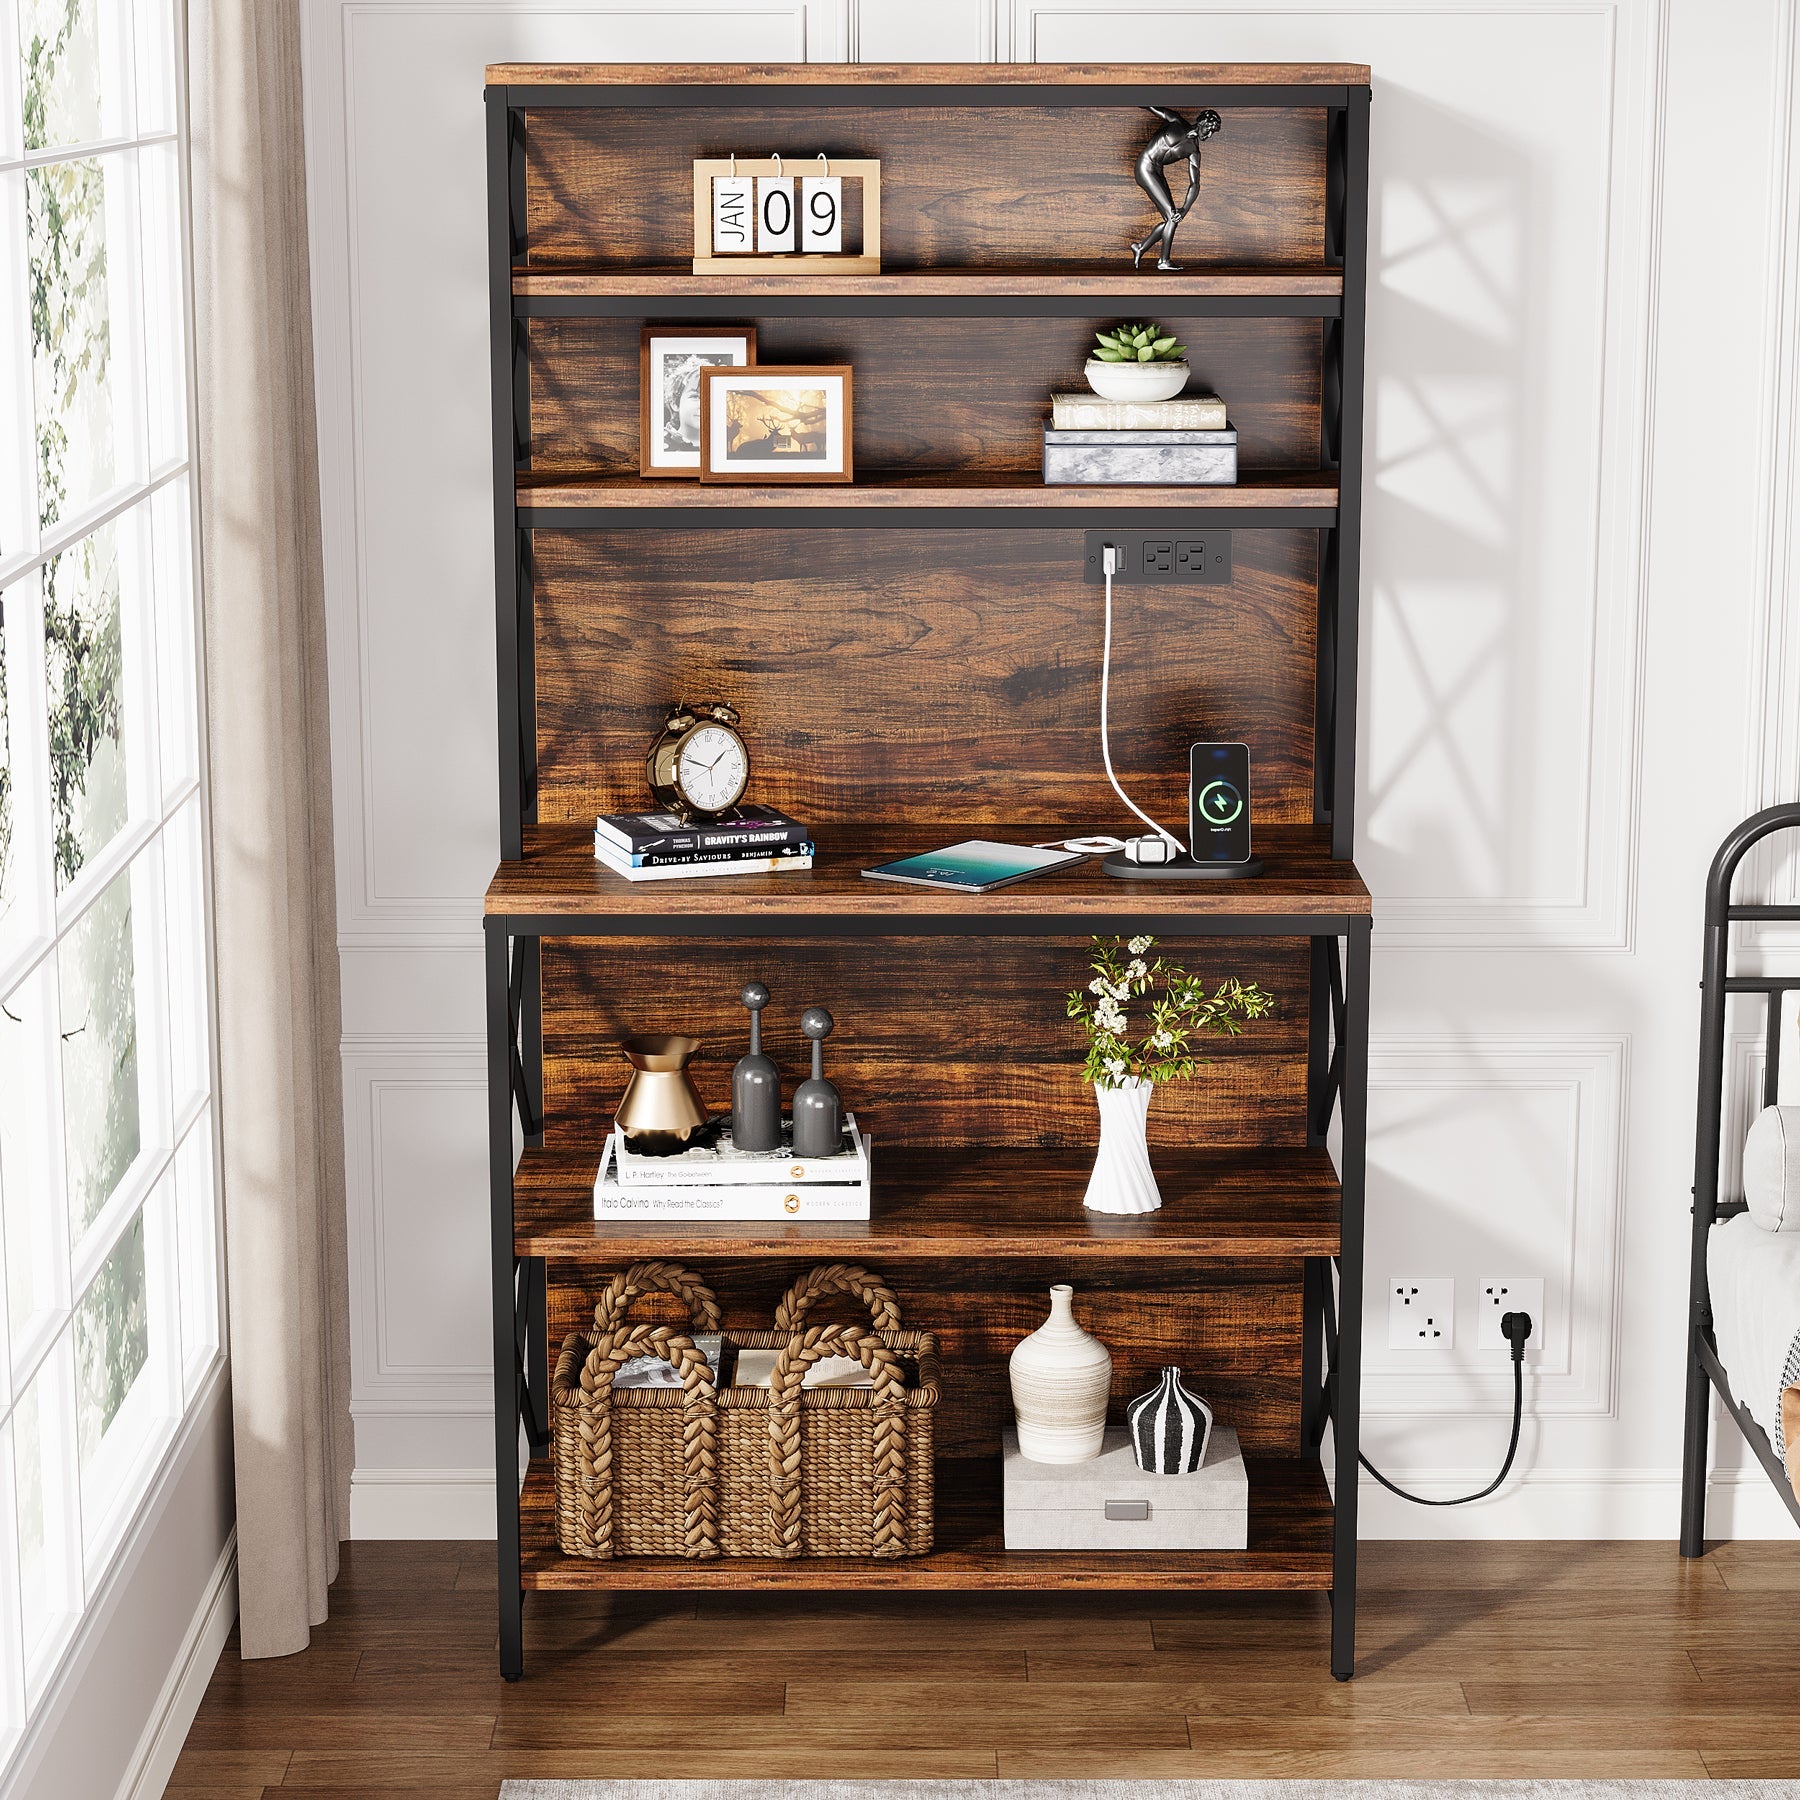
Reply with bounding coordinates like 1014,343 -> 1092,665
1127,1365 -> 1214,1475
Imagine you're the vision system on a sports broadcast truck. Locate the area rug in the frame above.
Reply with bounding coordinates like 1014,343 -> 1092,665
499,1784 -> 1800,1798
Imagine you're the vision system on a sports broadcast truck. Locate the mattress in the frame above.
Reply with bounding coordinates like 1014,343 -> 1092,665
1709,1211 -> 1800,1453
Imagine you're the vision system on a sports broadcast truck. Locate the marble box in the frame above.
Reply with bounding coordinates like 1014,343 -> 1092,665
1042,425 -> 1238,486
1002,1422 -> 1249,1550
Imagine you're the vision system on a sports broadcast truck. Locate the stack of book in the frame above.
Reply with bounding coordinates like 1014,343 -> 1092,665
1042,392 -> 1238,487
594,805 -> 814,881
593,1116 -> 873,1220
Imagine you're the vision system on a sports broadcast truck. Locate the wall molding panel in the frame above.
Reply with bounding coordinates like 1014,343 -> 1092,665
1742,4 -> 1800,945
1359,1035 -> 1629,1419
1014,3 -> 1666,949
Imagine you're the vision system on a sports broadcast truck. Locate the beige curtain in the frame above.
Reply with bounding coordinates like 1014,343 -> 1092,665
187,0 -> 354,1659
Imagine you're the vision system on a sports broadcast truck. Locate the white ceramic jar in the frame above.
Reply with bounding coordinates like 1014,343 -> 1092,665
1008,1284 -> 1113,1462
1083,358 -> 1191,403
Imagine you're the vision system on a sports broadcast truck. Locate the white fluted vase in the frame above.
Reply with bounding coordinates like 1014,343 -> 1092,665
1082,1078 -> 1162,1214
1009,1285 -> 1113,1463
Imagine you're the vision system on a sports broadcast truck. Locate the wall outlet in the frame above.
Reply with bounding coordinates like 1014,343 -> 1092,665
1388,1278 -> 1454,1349
1084,530 -> 1232,585
1477,1277 -> 1545,1350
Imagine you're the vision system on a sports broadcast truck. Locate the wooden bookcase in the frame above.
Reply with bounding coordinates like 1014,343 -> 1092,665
483,62 -> 1373,1681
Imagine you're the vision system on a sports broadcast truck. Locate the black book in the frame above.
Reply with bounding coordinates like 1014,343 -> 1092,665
594,804 -> 810,857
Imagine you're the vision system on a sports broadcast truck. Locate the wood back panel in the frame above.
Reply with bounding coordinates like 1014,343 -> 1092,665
524,106 -> 1326,269
539,934 -> 1311,1157
530,527 -> 1320,830
546,1256 -> 1304,1457
527,315 -> 1323,478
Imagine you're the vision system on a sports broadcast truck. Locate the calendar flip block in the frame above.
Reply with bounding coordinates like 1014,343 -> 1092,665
692,158 -> 881,274
800,174 -> 843,252
709,175 -> 754,254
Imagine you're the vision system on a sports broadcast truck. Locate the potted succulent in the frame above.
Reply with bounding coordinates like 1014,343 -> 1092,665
1084,321 -> 1191,403
1067,935 -> 1273,1214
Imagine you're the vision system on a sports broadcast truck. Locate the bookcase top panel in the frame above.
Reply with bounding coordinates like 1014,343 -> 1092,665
486,62 -> 1372,90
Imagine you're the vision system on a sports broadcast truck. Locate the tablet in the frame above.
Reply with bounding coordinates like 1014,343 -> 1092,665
860,840 -> 1090,893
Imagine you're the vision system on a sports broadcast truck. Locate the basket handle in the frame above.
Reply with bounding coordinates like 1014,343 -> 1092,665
772,1262 -> 900,1333
591,1259 -> 722,1336
765,1324 -> 907,1559
561,1321 -> 719,1561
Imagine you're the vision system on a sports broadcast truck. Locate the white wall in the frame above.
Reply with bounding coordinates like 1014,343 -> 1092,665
300,0 -> 1800,1538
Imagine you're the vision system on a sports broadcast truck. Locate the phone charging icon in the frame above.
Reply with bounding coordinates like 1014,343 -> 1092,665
1198,780 -> 1243,826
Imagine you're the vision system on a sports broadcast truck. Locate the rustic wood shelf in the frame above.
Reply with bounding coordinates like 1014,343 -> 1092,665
485,60 -> 1372,1682
490,61 -> 1372,89
515,1142 -> 1342,1261
516,469 -> 1339,522
512,265 -> 1345,320
518,1456 -> 1334,1590
486,824 -> 1371,928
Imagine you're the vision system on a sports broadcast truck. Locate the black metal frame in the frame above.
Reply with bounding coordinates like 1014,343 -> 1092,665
485,69 -> 1373,1685
1679,801 -> 1800,1555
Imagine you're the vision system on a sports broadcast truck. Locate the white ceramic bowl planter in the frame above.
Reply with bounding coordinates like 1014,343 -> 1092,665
1083,356 -> 1191,403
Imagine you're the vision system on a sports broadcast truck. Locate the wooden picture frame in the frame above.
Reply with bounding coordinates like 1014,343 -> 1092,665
638,326 -> 757,478
691,158 -> 882,274
698,364 -> 854,484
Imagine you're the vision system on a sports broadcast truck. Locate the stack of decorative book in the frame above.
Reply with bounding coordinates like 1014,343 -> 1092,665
593,805 -> 814,881
594,1116 -> 873,1220
1042,392 -> 1237,486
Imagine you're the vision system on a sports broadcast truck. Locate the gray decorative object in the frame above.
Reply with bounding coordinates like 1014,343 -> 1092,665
1042,425 -> 1237,487
730,980 -> 782,1152
1129,105 -> 1222,271
1127,1364 -> 1214,1474
792,1005 -> 842,1157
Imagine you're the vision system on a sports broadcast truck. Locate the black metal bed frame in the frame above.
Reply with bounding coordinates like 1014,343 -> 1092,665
1680,801 -> 1800,1553
484,69 -> 1373,1683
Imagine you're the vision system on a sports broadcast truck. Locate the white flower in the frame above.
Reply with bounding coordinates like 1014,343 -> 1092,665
1107,980 -> 1129,1001
1151,1029 -> 1174,1050
1104,1057 -> 1128,1080
1088,977 -> 1106,995
1128,935 -> 1153,954
1127,959 -> 1148,981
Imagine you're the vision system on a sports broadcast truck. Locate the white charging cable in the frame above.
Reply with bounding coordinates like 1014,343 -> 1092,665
1100,545 -> 1186,857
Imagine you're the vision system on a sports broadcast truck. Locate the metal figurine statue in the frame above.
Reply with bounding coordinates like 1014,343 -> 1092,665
1129,106 -> 1222,271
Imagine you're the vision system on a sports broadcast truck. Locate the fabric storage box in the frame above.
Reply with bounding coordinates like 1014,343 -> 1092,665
1002,1422 -> 1247,1549
552,1259 -> 938,1560
1042,425 -> 1238,486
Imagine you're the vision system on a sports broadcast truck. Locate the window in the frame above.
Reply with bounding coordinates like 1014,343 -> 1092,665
0,0 -> 216,1752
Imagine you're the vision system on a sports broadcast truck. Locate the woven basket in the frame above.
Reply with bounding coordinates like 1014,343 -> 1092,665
552,1259 -> 939,1560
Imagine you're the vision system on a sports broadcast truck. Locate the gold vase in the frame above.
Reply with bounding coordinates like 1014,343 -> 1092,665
615,1034 -> 708,1153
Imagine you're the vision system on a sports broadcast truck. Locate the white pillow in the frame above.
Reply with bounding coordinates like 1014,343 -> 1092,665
1743,1106 -> 1800,1231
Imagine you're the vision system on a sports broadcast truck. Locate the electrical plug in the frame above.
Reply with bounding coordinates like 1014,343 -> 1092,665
1500,1311 -> 1534,1360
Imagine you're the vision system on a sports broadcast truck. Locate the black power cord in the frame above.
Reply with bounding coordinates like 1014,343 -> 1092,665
1358,1310 -> 1534,1506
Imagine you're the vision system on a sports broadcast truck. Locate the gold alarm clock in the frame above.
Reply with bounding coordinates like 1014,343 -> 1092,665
646,702 -> 750,822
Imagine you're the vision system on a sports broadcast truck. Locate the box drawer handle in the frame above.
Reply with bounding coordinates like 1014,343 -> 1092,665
1104,1499 -> 1150,1521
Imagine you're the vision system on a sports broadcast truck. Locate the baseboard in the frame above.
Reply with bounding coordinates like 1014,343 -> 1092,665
117,1529 -> 238,1800
350,1466 -> 497,1538
1354,1466 -> 1800,1538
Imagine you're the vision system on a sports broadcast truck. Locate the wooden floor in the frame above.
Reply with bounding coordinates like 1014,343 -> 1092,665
167,1537 -> 1800,1795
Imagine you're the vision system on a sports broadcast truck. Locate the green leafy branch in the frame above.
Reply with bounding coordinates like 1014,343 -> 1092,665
1066,934 -> 1274,1088
1091,322 -> 1187,364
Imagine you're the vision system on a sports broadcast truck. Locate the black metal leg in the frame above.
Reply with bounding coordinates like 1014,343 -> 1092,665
1680,919 -> 1730,1558
1331,917 -> 1371,1679
487,920 -> 525,1679
525,1256 -> 550,1454
1301,1258 -> 1324,1450
1679,1330 -> 1711,1558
